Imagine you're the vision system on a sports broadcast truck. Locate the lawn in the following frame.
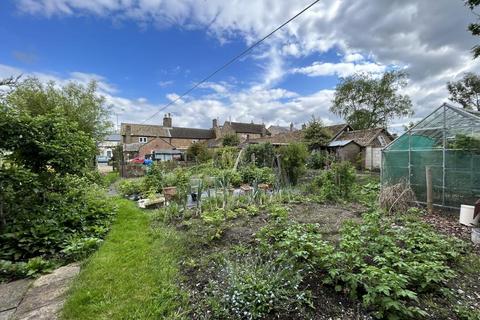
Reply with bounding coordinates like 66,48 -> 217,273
62,198 -> 188,320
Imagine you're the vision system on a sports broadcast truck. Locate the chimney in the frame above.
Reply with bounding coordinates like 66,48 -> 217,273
290,122 -> 294,132
301,123 -> 306,130
163,113 -> 172,127
212,118 -> 218,128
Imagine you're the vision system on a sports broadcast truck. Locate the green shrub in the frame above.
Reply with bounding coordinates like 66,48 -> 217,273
222,133 -> 240,147
117,178 -> 144,197
143,163 -> 165,193
311,161 -> 356,200
306,152 -> 325,169
239,165 -> 275,185
244,143 -> 275,167
0,175 -> 116,264
187,142 -> 212,162
208,255 -> 312,319
62,237 -> 103,260
279,143 -> 308,185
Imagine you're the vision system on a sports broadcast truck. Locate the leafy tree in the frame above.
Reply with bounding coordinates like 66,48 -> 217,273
466,0 -> 480,58
447,72 -> 480,111
0,106 -> 96,175
279,143 -> 308,185
330,71 -> 413,129
5,77 -> 112,142
222,133 -> 240,146
303,117 -> 332,150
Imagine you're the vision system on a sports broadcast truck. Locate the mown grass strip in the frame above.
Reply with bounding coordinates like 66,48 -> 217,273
62,199 -> 187,320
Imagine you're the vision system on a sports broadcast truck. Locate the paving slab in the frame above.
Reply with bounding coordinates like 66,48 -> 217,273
0,309 -> 15,320
0,279 -> 32,312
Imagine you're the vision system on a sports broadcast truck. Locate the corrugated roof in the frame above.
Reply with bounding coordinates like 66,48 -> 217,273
104,134 -> 121,141
170,127 -> 215,139
328,140 -> 356,147
227,121 -> 267,134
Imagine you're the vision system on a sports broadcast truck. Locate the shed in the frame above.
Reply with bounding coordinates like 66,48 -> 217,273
326,140 -> 362,163
382,103 -> 480,208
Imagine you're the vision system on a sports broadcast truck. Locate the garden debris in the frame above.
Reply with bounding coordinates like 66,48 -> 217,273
137,196 -> 165,209
379,181 -> 415,214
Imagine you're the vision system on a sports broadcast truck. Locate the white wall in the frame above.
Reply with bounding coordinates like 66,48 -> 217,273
365,146 -> 382,170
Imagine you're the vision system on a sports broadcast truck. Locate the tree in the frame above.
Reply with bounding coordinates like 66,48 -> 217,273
447,72 -> 480,111
330,71 -> 413,129
5,77 -> 112,142
222,133 -> 240,146
279,143 -> 308,185
303,117 -> 332,150
466,0 -> 480,58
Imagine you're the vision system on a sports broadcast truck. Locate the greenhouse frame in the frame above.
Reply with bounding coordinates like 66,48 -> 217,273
381,103 -> 480,209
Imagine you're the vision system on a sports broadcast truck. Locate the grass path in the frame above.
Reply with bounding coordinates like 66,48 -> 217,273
62,199 -> 187,320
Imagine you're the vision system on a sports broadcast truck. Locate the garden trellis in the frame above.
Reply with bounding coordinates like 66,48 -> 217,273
382,103 -> 480,208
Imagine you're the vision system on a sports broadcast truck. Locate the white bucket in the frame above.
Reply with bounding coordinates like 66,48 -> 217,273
459,205 -> 479,226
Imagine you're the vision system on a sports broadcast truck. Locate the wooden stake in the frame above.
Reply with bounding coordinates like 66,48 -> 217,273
426,166 -> 433,214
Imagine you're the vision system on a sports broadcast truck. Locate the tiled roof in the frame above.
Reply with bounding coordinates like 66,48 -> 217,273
324,124 -> 351,139
248,130 -> 304,145
335,128 -> 391,146
120,123 -> 215,139
170,127 -> 215,139
121,123 -> 170,137
268,125 -> 296,135
227,121 -> 268,134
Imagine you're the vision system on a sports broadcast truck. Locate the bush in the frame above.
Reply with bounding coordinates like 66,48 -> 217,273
239,165 -> 275,185
208,255 -> 312,319
244,143 -> 275,167
187,142 -> 212,162
0,175 -> 116,264
222,133 -> 240,147
311,161 -> 356,201
213,147 -> 239,169
306,152 -> 325,169
118,178 -> 144,197
279,143 -> 308,185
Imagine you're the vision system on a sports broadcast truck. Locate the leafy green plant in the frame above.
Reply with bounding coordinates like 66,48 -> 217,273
62,237 -> 103,260
311,161 -> 356,201
243,143 -> 275,167
222,133 -> 240,147
117,178 -> 144,197
208,255 -> 312,319
279,143 -> 308,185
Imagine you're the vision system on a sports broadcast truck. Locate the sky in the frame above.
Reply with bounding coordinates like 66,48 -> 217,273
1,0 -> 479,133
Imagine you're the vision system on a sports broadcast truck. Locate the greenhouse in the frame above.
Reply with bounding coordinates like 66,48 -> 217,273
382,103 -> 480,209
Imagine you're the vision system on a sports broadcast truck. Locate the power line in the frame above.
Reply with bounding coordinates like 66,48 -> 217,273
141,0 -> 320,124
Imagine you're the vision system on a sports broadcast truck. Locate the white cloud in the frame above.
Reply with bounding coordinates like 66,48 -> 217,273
292,61 -> 386,78
11,0 -> 480,125
157,80 -> 173,87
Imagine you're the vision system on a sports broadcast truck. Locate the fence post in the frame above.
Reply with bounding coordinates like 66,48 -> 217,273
426,166 -> 433,214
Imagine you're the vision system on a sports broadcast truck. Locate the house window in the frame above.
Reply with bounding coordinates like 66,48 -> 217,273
378,135 -> 387,146
139,137 -> 147,143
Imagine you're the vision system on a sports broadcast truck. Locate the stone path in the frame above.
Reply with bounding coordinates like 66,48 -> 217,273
0,263 -> 80,320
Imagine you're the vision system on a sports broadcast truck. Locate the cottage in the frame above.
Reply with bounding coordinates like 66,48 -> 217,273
267,123 -> 296,136
121,114 -> 215,160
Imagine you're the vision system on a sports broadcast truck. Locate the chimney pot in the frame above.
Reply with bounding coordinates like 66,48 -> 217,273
163,114 -> 172,127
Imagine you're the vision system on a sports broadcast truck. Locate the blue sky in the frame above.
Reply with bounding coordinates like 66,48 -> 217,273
0,0 -> 479,132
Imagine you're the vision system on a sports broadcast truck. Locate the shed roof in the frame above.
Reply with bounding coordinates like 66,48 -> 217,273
247,130 -> 304,145
328,140 -> 358,147
335,128 -> 391,147
324,124 -> 352,139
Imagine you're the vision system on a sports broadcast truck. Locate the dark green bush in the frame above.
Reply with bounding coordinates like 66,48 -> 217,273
239,165 -> 275,185
222,133 -> 240,147
279,143 -> 308,185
